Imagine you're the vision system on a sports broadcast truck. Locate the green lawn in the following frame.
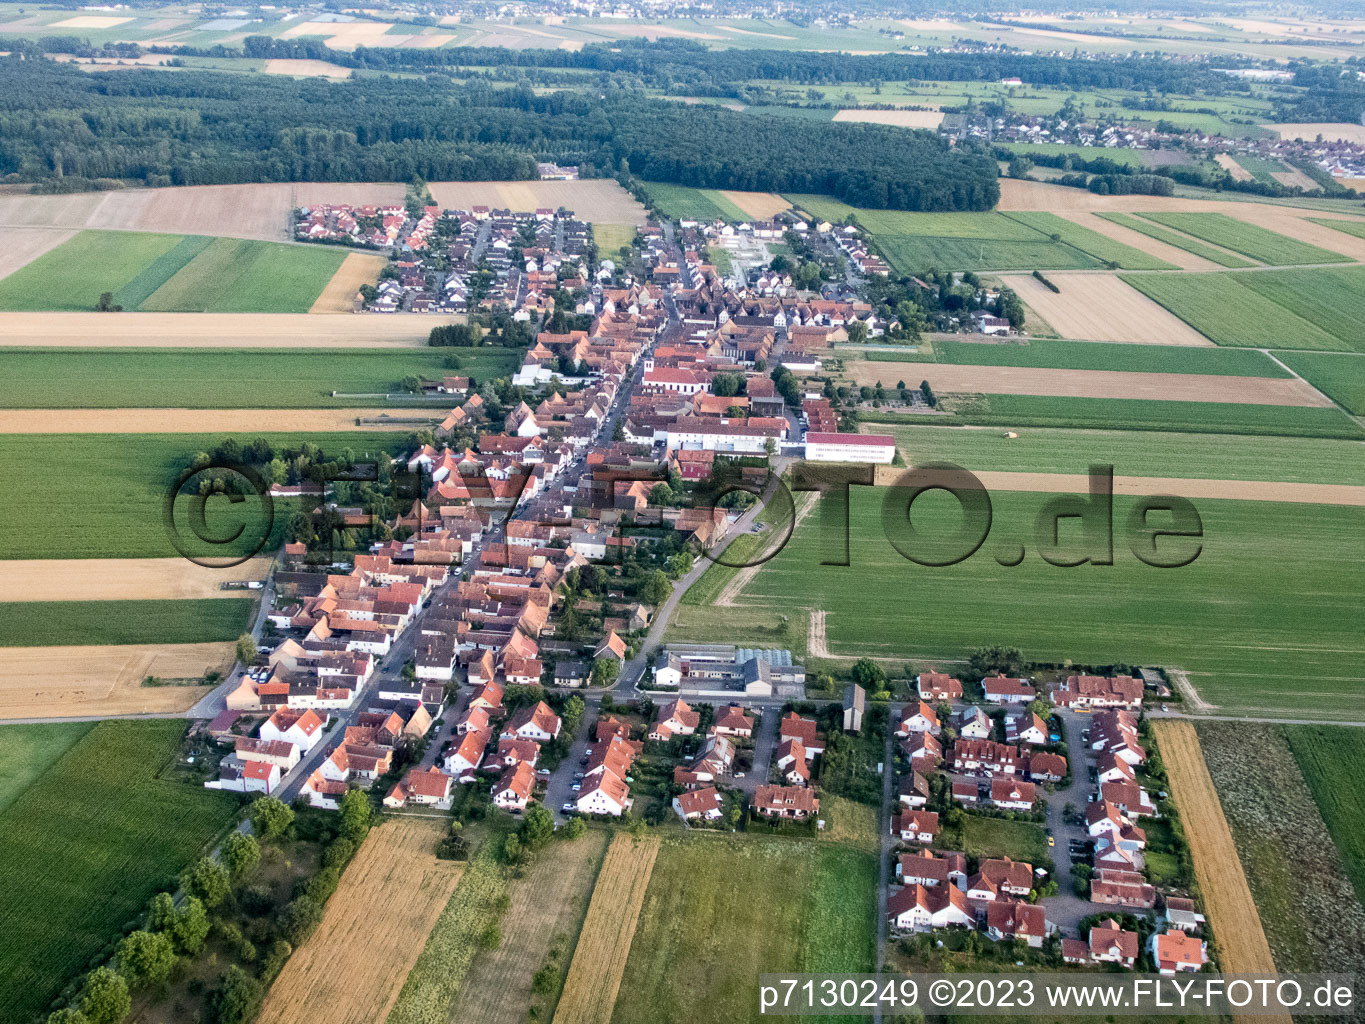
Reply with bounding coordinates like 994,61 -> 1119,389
885,425 -> 1365,485
1095,213 -> 1256,267
640,182 -> 750,222
1002,211 -> 1177,270
0,432 -> 409,559
957,816 -> 1051,866
0,230 -> 345,313
1273,351 -> 1365,415
926,338 -> 1289,377
0,722 -> 93,814
1136,213 -> 1350,265
611,834 -> 877,1024
0,598 -> 254,647
0,720 -> 240,1023
1284,726 -> 1365,905
592,222 -> 637,253
1306,217 -> 1365,241
681,490 -> 1365,715
0,347 -> 518,408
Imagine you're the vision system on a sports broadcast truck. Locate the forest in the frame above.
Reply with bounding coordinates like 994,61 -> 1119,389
0,55 -> 1000,210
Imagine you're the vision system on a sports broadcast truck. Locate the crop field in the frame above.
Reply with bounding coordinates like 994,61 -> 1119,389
1196,723 -> 1365,975
1,556 -> 272,602
0,720 -> 240,1022
0,348 -> 517,409
925,338 -> 1284,375
1121,273 -> 1350,351
1308,217 -> 1365,240
1274,351 -> 1365,414
1152,722 -> 1280,976
0,312 -> 444,348
997,142 -> 1154,168
554,834 -> 659,1024
693,490 -> 1365,715
259,819 -> 467,1024
0,230 -> 346,312
426,179 -> 648,224
1094,213 -> 1256,267
995,273 -> 1213,345
1284,727 -> 1365,903
1223,267 -> 1365,352
0,722 -> 92,813
885,425 -> 1365,486
1001,212 -> 1177,269
0,431 -> 408,560
0,598 -> 253,647
457,829 -> 608,1024
641,182 -> 750,222
1136,213 -> 1350,265
310,251 -> 389,313
610,835 -> 876,1024
877,235 -> 1099,273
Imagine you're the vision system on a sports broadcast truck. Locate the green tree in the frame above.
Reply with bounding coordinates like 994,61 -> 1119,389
78,967 -> 130,1024
339,789 -> 372,843
521,804 -> 555,852
222,831 -> 261,881
846,319 -> 869,345
850,657 -> 887,693
665,552 -> 693,578
563,816 -> 588,840
235,633 -> 258,667
277,897 -> 323,946
562,694 -> 586,733
503,832 -> 524,865
209,966 -> 262,1024
248,796 -> 294,841
115,931 -> 176,992
181,857 -> 230,909
169,897 -> 210,956
969,645 -> 1026,679
640,569 -> 671,605
47,1010 -> 90,1024
591,657 -> 620,689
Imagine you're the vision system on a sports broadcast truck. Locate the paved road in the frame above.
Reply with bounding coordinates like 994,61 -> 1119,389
874,702 -> 899,1018
544,693 -> 600,822
1040,708 -> 1096,937
730,707 -> 778,798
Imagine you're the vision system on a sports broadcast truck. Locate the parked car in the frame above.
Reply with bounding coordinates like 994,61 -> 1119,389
571,783 -> 581,792
561,802 -> 575,813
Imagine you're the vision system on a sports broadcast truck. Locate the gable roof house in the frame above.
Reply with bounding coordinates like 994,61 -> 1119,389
491,760 -> 537,811
898,701 -> 940,737
917,672 -> 963,701
649,698 -> 701,741
710,703 -> 755,738
982,675 -> 1036,704
887,883 -> 975,935
1151,929 -> 1208,973
986,901 -> 1049,947
672,785 -> 723,822
897,848 -> 968,888
501,700 -> 561,742
778,712 -> 823,757
893,809 -> 940,845
752,784 -> 819,819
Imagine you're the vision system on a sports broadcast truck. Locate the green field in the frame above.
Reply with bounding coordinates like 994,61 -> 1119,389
1136,213 -> 1350,265
1094,213 -> 1256,267
0,347 -> 518,409
1307,217 -> 1365,240
1273,351 -> 1365,415
676,491 -> 1365,714
886,425 -> 1365,485
879,235 -> 1100,273
641,182 -> 750,222
1233,154 -> 1291,186
0,720 -> 240,1022
920,338 -> 1290,376
592,222 -> 637,253
1224,267 -> 1365,352
1121,273 -> 1349,351
1002,212 -> 1177,270
0,230 -> 345,312
872,393 -> 1365,439
0,722 -> 93,814
1284,726 -> 1365,904
612,834 -> 877,1024
998,142 -> 1156,168
0,431 -> 409,560
0,598 -> 254,647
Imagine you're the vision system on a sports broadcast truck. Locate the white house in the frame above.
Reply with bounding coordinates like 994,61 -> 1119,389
577,770 -> 632,816
887,883 -> 975,933
259,708 -> 328,753
803,431 -> 895,464
898,701 -> 939,737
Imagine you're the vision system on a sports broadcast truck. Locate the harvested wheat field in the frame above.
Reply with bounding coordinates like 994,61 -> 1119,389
997,178 -> 1234,213
997,273 -> 1215,345
264,58 -> 353,79
309,252 -> 390,313
1215,154 -> 1253,182
832,108 -> 945,129
0,409 -> 418,432
1,557 -> 272,602
427,179 -> 648,225
553,835 -> 659,1024
1057,211 -> 1218,271
0,642 -> 232,719
844,361 -> 1328,406
934,471 -> 1365,507
0,312 -> 443,347
457,829 -> 609,1024
258,818 -> 466,1024
280,20 -> 397,49
1153,720 -> 1288,1024
52,14 -> 131,27
1271,122 -> 1365,145
0,228 -> 77,282
717,190 -> 791,220
1271,166 -> 1319,191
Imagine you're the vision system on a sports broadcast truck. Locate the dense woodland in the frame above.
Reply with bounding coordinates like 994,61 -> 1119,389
0,55 -> 999,209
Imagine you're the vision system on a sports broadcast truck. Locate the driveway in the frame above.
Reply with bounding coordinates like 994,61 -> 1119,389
1041,708 -> 1098,936
732,707 -> 778,797
545,693 -> 600,822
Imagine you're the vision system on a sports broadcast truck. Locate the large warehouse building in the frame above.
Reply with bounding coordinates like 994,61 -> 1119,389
803,431 -> 896,464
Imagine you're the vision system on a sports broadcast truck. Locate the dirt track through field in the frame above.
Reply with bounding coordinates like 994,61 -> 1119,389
553,835 -> 659,1024
997,273 -> 1215,345
1058,211 -> 1218,270
1153,721 -> 1290,1024
0,228 -> 77,281
0,557 -> 272,601
717,491 -> 817,607
309,252 -> 389,313
0,409 -> 425,432
807,609 -> 830,658
258,819 -> 466,1024
427,180 -> 649,225
0,642 -> 232,719
0,312 -> 447,347
845,361 -> 1328,405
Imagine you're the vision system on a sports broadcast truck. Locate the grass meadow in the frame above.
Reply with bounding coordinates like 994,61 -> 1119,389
611,834 -> 877,1024
0,598 -> 254,647
0,230 -> 344,313
0,720 -> 240,1023
0,348 -> 518,408
1273,350 -> 1365,415
677,490 -> 1365,715
1284,726 -> 1365,904
0,431 -> 409,559
1094,213 -> 1256,267
1136,213 -> 1350,265
0,722 -> 93,814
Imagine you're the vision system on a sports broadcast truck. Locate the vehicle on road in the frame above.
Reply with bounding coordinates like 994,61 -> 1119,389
561,802 -> 574,813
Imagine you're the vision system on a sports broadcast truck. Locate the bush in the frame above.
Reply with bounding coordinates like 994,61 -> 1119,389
277,897 -> 323,946
208,966 -> 261,1024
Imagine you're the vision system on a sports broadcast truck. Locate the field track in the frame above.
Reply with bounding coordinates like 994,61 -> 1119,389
0,312 -> 445,347
1153,721 -> 1290,1024
998,273 -> 1214,344
258,818 -> 465,1024
427,179 -> 648,225
0,642 -> 232,719
309,252 -> 389,313
0,409 -> 426,432
872,467 -> 1365,506
0,557 -> 272,601
1058,212 -> 1218,270
0,228 -> 76,281
553,835 -> 659,1024
844,362 -> 1330,406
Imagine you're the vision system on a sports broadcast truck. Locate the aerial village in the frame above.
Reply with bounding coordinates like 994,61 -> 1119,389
187,195 -> 1216,975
